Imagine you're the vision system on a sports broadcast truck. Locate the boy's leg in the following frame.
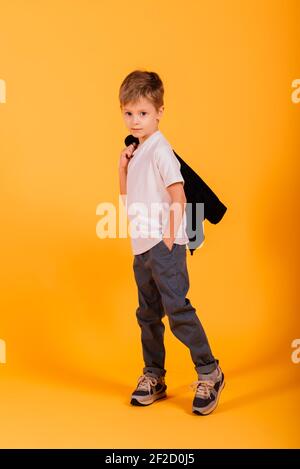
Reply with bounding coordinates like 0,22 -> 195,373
150,240 -> 218,375
133,251 -> 167,378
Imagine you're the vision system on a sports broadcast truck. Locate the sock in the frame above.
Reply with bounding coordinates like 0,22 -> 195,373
198,366 -> 220,381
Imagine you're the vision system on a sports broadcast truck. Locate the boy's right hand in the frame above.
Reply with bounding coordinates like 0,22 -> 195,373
119,143 -> 138,171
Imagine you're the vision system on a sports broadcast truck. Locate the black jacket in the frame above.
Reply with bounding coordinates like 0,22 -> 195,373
124,135 -> 227,256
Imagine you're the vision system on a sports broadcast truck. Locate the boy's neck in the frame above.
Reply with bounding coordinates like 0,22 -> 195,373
139,128 -> 160,145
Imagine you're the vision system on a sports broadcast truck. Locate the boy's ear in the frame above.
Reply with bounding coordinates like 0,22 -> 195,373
157,105 -> 164,121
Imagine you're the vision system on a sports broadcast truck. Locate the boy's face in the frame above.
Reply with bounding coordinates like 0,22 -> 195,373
121,96 -> 164,144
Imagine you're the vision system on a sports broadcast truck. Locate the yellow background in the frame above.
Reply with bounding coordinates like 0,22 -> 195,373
0,0 -> 299,448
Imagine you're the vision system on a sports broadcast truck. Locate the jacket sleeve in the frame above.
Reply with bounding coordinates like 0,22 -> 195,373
154,144 -> 185,188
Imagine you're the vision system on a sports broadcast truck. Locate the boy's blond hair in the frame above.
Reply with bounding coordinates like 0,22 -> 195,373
119,70 -> 164,112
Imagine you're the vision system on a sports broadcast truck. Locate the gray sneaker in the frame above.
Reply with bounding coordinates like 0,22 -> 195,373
191,365 -> 225,415
130,372 -> 167,406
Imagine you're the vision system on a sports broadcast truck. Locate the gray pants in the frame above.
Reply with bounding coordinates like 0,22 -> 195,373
133,240 -> 219,378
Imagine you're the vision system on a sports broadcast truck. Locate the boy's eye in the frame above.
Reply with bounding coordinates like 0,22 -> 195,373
125,112 -> 147,116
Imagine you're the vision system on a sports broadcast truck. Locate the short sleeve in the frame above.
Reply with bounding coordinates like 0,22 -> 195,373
154,144 -> 185,188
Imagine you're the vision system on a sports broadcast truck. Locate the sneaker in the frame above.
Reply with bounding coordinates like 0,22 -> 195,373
191,366 -> 225,415
130,372 -> 167,406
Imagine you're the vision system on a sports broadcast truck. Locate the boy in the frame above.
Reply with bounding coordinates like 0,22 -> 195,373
118,70 -> 225,415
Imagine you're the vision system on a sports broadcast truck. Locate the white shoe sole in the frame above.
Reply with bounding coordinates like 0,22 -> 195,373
130,390 -> 167,406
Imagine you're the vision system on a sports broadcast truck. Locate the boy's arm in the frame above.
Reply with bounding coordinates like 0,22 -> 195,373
119,167 -> 127,206
118,142 -> 137,207
162,182 -> 187,250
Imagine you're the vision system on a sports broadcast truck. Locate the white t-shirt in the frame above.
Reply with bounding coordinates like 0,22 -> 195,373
125,129 -> 189,255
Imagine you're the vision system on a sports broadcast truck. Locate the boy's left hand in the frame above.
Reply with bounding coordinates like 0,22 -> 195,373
162,237 -> 175,252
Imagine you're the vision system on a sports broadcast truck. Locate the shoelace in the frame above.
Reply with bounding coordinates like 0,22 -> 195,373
190,379 -> 215,398
137,375 -> 159,392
